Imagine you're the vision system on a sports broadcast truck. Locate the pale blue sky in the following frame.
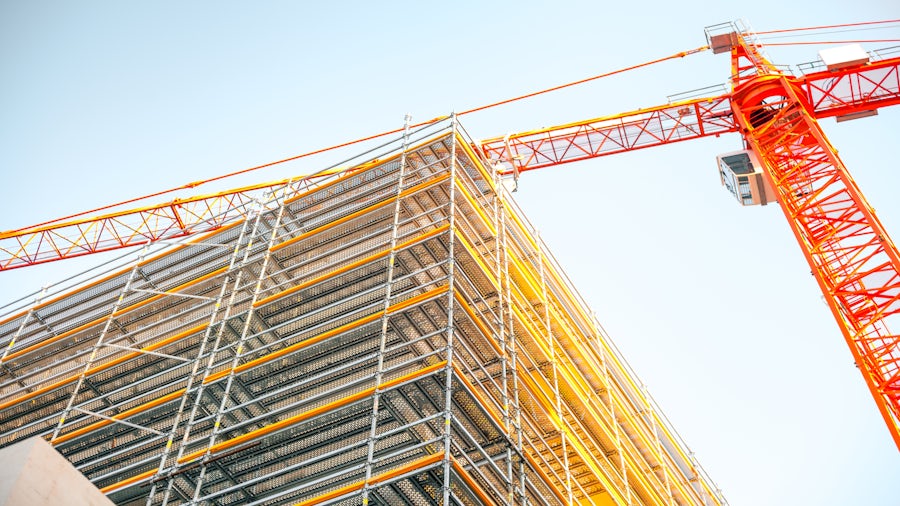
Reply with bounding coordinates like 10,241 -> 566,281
2,2 -> 899,504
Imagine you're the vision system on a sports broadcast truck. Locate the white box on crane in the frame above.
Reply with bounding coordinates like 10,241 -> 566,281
818,44 -> 870,71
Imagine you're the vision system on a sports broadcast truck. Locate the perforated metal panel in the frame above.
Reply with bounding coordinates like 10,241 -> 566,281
0,126 -> 724,505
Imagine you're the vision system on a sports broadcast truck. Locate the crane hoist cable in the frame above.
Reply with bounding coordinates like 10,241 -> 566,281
7,45 -> 709,235
12,17 -> 898,235
751,18 -> 900,35
755,26 -> 900,41
759,39 -> 900,47
751,18 -> 900,46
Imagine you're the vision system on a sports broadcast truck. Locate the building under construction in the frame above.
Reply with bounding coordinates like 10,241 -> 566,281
0,119 -> 725,505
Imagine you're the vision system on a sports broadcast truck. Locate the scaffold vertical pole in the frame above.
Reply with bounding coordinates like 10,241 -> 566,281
492,167 -> 515,505
187,177 -> 296,504
156,193 -> 277,505
1,287 -> 48,389
594,312 -> 632,505
442,114 -> 458,505
1,286 -> 47,364
537,235 -> 573,505
362,114 -> 413,504
50,245 -> 152,443
144,210 -> 257,505
642,383 -> 674,504
501,206 -> 527,504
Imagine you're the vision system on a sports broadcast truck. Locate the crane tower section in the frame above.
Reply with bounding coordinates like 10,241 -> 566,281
476,24 -> 900,449
713,24 -> 900,450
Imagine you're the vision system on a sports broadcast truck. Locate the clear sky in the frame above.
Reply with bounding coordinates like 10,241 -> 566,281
2,1 -> 899,504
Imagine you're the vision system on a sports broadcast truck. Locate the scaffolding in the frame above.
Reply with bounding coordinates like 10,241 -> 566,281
0,117 -> 726,505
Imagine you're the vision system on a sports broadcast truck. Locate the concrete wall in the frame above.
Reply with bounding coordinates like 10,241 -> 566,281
0,437 -> 113,506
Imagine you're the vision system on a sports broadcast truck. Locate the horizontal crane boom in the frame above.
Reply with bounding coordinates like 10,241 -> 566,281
479,95 -> 736,175
0,174 -> 342,270
0,54 -> 898,271
482,54 -> 900,174
800,55 -> 900,119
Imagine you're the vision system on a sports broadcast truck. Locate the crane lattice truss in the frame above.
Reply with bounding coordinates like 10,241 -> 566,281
480,35 -> 900,450
0,123 -> 725,505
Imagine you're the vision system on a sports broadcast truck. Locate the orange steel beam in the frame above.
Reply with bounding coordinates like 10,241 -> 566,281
0,323 -> 207,411
450,458 -> 499,506
254,224 -> 450,308
45,286 -> 453,449
294,452 -> 447,506
729,47 -> 900,449
203,286 -> 449,385
1,224 -> 448,394
51,389 -> 186,445
0,166 -> 362,271
100,360 -> 448,494
1,264 -> 228,367
269,172 -> 451,253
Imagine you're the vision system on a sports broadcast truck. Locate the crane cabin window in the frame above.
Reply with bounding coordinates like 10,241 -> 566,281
716,150 -> 777,206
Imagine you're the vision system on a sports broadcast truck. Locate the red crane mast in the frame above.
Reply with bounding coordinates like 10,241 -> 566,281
482,26 -> 900,449
727,32 -> 900,451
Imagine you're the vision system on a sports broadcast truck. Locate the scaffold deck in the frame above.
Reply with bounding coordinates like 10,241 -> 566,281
0,119 -> 725,505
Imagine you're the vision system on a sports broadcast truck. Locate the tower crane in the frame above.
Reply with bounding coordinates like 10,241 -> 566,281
481,23 -> 900,451
2,21 -> 899,453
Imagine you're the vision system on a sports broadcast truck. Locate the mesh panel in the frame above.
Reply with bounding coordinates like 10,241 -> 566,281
0,132 -> 718,506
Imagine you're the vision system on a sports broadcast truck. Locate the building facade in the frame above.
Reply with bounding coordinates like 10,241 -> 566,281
0,119 -> 724,505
